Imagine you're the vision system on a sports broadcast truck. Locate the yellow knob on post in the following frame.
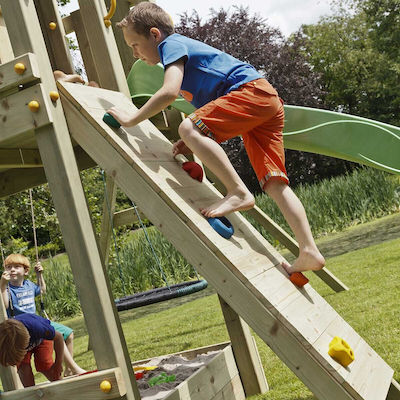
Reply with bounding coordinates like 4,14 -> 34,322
14,63 -> 26,75
49,22 -> 57,30
100,379 -> 112,393
28,100 -> 40,112
50,91 -> 59,102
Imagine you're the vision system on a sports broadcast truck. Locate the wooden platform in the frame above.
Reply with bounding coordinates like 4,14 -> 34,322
59,81 -> 394,400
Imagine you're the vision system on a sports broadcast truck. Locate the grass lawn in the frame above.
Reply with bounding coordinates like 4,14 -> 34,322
38,214 -> 400,398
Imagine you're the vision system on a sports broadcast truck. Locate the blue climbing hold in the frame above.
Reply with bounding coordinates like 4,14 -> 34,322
207,216 -> 234,239
103,112 -> 121,128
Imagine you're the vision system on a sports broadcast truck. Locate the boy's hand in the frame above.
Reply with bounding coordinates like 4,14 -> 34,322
1,271 -> 10,286
106,107 -> 137,127
172,139 -> 193,157
48,362 -> 63,381
34,262 -> 43,273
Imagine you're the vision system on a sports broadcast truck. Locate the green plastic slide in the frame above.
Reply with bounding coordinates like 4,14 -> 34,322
127,60 -> 400,174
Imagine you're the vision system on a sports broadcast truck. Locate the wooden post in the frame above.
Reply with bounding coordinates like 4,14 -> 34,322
0,1 -> 140,398
219,296 -> 268,397
387,380 -> 400,400
33,0 -> 74,73
0,7 -> 13,64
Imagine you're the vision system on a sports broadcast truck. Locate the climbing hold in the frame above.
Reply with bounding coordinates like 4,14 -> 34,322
14,63 -> 26,75
208,216 -> 234,239
103,112 -> 121,128
182,161 -> 203,182
100,379 -> 112,393
49,91 -> 59,102
328,336 -> 354,367
28,100 -> 40,112
49,22 -> 57,30
289,272 -> 309,287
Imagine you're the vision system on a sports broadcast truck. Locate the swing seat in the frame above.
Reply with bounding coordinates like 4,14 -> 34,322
114,279 -> 208,311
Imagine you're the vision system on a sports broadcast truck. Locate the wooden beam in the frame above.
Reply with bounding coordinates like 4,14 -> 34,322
0,7 -> 14,64
33,0 -> 74,74
0,146 -> 96,199
0,53 -> 40,95
113,206 -> 147,228
61,14 -> 74,35
77,0 -> 130,95
0,84 -> 53,147
219,296 -> 268,397
0,2 -> 140,398
387,380 -> 400,400
0,148 -> 42,168
0,368 -> 125,400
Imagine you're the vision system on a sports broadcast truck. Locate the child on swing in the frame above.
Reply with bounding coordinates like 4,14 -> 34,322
0,254 -> 85,376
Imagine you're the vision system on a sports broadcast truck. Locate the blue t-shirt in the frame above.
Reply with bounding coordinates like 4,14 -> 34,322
7,280 -> 40,317
158,33 -> 262,108
15,313 -> 55,351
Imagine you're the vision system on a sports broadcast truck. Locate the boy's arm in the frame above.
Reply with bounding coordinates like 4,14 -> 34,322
0,271 -> 10,309
34,262 -> 46,294
107,59 -> 184,127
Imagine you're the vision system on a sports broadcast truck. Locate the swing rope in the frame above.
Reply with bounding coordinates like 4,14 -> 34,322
100,170 -> 171,297
28,189 -> 49,319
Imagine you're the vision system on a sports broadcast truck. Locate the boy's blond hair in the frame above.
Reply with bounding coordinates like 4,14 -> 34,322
0,319 -> 29,366
117,2 -> 174,37
4,254 -> 31,272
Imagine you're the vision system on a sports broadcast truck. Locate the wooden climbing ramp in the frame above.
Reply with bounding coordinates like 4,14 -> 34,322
59,81 -> 395,400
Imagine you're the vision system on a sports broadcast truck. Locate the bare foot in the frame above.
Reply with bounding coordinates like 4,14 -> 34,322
64,366 -> 86,377
281,248 -> 325,275
200,187 -> 255,218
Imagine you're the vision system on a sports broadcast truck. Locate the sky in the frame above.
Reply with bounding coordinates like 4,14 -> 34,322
61,0 -> 334,37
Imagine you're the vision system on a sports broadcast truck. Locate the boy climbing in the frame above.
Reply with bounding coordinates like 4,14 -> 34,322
104,2 -> 325,275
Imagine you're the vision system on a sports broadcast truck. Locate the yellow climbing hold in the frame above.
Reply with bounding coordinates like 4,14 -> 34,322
14,63 -> 26,75
49,91 -> 59,102
28,100 -> 40,112
100,379 -> 112,393
328,336 -> 354,367
49,22 -> 57,30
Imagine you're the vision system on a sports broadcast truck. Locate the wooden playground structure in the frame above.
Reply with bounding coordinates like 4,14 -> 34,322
0,1 -> 399,399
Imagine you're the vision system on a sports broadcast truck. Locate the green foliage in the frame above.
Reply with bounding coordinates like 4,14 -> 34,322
250,167 -> 400,244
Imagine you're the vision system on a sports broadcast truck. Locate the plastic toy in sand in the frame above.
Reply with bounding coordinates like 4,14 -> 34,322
148,372 -> 176,387
208,216 -> 234,239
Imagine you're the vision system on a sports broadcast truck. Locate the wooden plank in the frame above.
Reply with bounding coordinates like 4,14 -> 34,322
219,296 -> 268,397
0,8 -> 14,63
0,368 -> 125,400
163,345 -> 244,400
0,53 -> 40,94
70,9 -> 100,84
0,2 -> 140,399
33,0 -> 74,73
62,14 -> 74,35
0,148 -> 42,168
77,0 -> 130,95
0,146 -> 95,199
210,374 -> 246,400
0,84 -> 53,147
60,83 -> 395,400
113,206 -> 148,228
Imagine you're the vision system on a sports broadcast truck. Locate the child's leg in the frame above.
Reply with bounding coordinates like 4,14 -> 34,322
62,340 -> 85,376
178,118 -> 254,217
18,363 -> 35,387
264,180 -> 325,273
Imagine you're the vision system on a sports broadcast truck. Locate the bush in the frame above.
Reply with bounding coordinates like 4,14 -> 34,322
250,167 -> 400,243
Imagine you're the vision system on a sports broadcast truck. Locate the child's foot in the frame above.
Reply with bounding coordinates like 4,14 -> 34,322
281,248 -> 325,275
200,187 -> 255,218
64,366 -> 86,377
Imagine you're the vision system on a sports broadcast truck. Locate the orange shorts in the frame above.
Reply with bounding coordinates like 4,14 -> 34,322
18,339 -> 54,373
188,78 -> 288,189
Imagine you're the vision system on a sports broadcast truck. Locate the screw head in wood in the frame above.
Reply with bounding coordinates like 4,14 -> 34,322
49,91 -> 60,102
100,379 -> 112,393
49,22 -> 57,30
